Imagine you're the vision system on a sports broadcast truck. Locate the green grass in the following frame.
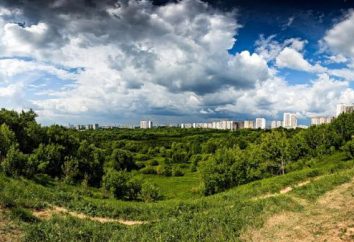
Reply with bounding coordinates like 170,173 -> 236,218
1,152 -> 354,241
142,170 -> 202,200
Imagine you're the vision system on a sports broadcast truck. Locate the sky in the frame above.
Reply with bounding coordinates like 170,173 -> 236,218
0,0 -> 354,125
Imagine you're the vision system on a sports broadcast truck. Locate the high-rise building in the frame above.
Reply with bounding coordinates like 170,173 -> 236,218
283,113 -> 297,129
336,103 -> 354,117
140,120 -> 153,129
271,120 -> 282,129
311,116 -> 334,126
255,118 -> 266,129
244,120 -> 254,129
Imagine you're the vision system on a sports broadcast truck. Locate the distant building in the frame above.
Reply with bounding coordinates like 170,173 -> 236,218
311,116 -> 334,126
336,103 -> 354,117
271,120 -> 282,129
235,121 -> 244,129
283,113 -> 297,129
181,123 -> 192,128
93,124 -> 99,130
255,118 -> 266,129
244,120 -> 254,129
140,120 -> 153,129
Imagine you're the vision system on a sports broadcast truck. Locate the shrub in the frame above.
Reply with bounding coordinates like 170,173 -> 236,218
157,165 -> 172,177
172,167 -> 184,177
141,182 -> 161,202
343,140 -> 354,160
102,169 -> 141,200
1,145 -> 28,177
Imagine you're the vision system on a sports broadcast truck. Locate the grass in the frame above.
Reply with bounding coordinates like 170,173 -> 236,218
1,152 -> 354,241
142,170 -> 202,200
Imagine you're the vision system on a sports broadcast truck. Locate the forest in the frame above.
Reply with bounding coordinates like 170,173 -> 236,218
0,108 -> 353,200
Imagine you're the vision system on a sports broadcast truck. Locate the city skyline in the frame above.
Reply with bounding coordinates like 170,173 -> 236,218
0,0 -> 354,124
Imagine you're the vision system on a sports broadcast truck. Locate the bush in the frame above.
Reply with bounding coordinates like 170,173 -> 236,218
141,182 -> 161,202
102,170 -> 141,200
157,165 -> 172,177
140,166 -> 157,175
172,167 -> 184,177
149,160 -> 159,166
343,140 -> 354,160
1,145 -> 28,177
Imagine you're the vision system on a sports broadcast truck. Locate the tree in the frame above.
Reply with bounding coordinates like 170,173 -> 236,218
108,149 -> 136,171
260,130 -> 290,175
1,145 -> 28,177
0,124 -> 17,158
28,144 -> 65,177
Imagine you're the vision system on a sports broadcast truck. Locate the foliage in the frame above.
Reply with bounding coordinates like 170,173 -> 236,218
102,169 -> 141,200
1,145 -> 28,177
140,182 -> 161,202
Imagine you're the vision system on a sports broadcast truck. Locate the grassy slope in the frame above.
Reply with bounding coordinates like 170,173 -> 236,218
1,152 -> 354,241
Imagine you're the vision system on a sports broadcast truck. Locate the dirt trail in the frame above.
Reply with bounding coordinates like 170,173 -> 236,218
254,179 -> 312,200
32,206 -> 147,226
242,179 -> 354,242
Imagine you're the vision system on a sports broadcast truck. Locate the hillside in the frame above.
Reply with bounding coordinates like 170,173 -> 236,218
1,152 -> 354,241
0,109 -> 353,241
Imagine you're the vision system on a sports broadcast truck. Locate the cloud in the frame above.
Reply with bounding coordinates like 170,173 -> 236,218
0,0 -> 274,123
323,10 -> 354,58
213,73 -> 354,118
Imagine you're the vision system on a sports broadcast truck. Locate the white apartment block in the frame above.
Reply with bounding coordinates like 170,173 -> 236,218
271,120 -> 282,129
140,120 -> 153,129
283,113 -> 297,129
336,103 -> 354,117
311,116 -> 334,126
181,123 -> 192,128
255,118 -> 266,129
244,120 -> 254,129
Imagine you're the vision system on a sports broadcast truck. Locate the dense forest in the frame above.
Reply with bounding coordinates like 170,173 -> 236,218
0,108 -> 353,201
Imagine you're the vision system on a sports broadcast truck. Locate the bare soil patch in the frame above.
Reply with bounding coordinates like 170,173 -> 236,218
242,179 -> 354,242
32,206 -> 147,226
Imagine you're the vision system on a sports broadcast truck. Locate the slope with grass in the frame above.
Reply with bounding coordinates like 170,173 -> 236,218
1,152 -> 354,241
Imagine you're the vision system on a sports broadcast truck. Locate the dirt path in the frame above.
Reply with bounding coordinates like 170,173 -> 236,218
242,179 -> 354,241
0,208 -> 22,242
32,206 -> 147,226
254,180 -> 312,200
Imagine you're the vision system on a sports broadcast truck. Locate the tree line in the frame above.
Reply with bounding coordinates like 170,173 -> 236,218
0,108 -> 353,199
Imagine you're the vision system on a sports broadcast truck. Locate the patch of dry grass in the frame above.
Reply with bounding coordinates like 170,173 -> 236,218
241,179 -> 354,242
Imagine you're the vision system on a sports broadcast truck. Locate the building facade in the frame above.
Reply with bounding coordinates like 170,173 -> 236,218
336,103 -> 354,117
271,120 -> 282,129
255,118 -> 266,129
311,116 -> 334,126
140,120 -> 153,129
244,120 -> 254,129
283,113 -> 297,129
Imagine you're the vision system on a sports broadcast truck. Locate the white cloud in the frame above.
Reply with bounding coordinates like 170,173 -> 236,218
323,10 -> 354,58
213,73 -> 354,118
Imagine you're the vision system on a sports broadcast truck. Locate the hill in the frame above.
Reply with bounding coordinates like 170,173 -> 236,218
1,151 -> 354,241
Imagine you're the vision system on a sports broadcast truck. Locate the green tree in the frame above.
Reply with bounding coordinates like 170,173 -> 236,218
1,145 -> 28,177
0,124 -> 17,158
260,130 -> 290,175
